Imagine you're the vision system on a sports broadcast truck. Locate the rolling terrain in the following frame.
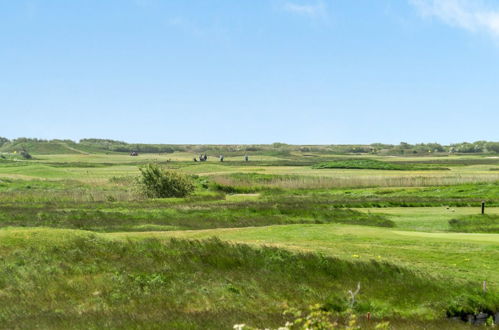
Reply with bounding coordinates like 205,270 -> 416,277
0,139 -> 498,328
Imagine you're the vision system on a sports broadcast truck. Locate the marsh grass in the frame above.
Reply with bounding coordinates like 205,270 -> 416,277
211,172 -> 499,189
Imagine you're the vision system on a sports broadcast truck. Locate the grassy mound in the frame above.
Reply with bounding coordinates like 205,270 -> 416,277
312,159 -> 448,171
0,228 -> 494,329
449,214 -> 499,233
0,140 -> 85,154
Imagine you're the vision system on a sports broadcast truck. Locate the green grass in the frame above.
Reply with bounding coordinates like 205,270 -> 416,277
125,224 -> 499,286
267,182 -> 499,207
312,159 -> 449,171
0,151 -> 499,328
354,207 -> 499,232
0,140 -> 88,154
0,228 -> 493,329
0,196 -> 393,232
449,214 -> 499,233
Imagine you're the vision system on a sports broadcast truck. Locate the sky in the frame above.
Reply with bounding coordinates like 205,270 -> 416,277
1,0 -> 499,145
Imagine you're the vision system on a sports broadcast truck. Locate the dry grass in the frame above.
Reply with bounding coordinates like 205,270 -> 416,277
0,189 -> 140,203
211,173 -> 499,189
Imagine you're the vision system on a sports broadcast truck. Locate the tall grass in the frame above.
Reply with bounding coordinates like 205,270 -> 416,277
0,230 -> 495,329
449,214 -> 499,233
0,198 -> 393,232
212,173 -> 499,189
0,189 -> 140,203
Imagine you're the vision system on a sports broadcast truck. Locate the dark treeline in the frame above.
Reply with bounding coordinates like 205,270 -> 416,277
1,137 -> 499,155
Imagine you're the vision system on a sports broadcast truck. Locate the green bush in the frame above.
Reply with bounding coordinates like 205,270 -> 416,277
137,164 -> 194,198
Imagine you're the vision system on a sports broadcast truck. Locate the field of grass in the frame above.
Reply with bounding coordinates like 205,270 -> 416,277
0,148 -> 498,328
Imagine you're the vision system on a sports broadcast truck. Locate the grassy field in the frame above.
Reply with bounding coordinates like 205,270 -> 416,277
0,147 -> 498,328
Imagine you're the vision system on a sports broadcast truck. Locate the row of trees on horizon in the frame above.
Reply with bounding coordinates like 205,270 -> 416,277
1,137 -> 499,155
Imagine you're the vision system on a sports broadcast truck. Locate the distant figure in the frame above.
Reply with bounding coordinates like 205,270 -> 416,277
130,151 -> 138,156
193,157 -> 197,162
244,155 -> 249,162
203,154 -> 208,161
219,155 -> 224,162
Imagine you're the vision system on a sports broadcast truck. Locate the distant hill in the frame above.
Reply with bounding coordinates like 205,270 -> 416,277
0,139 -> 90,155
0,138 -> 182,155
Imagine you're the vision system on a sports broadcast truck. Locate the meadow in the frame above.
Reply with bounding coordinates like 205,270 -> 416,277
0,143 -> 498,329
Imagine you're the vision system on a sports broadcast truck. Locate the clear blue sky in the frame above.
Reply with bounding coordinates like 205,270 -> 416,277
1,0 -> 499,144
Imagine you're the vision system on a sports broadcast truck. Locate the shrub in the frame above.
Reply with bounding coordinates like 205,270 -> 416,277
20,150 -> 32,159
137,164 -> 194,198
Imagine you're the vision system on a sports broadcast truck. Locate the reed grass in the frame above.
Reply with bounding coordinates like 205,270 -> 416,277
212,173 -> 499,189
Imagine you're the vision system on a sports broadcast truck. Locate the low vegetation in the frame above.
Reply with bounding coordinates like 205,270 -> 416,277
0,141 -> 498,328
0,230 -> 494,329
0,195 -> 393,232
312,159 -> 448,171
449,214 -> 499,233
137,164 -> 195,198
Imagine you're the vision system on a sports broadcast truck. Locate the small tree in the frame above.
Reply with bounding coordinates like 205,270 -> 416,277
137,164 -> 194,198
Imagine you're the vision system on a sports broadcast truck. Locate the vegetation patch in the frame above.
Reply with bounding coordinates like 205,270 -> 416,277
1,142 -> 499,327
137,164 -> 195,198
0,230 -> 494,329
449,214 -> 499,233
312,159 -> 449,171
0,199 -> 393,232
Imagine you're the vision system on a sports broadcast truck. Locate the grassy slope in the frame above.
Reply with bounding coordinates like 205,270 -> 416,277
113,224 -> 499,286
0,140 -> 84,154
449,214 -> 499,233
355,207 -> 499,231
0,228 -> 488,329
